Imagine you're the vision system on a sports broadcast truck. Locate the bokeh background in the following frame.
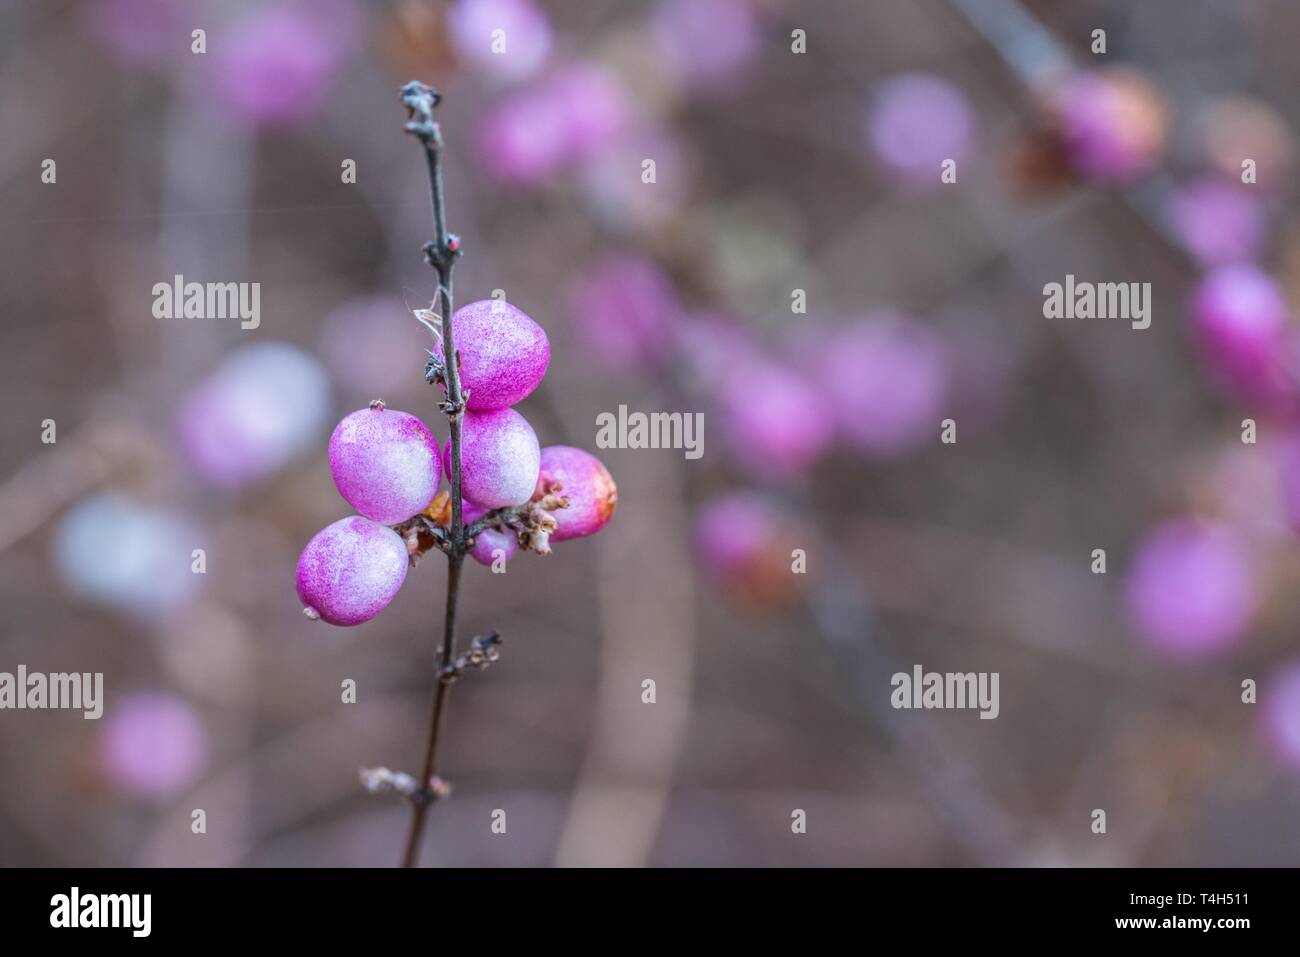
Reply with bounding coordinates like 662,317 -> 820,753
3,0 -> 1300,866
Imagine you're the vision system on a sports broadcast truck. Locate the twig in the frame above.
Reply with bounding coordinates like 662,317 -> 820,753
397,81 -> 469,870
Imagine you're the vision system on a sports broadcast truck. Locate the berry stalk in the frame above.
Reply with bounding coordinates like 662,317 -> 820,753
399,81 -> 466,869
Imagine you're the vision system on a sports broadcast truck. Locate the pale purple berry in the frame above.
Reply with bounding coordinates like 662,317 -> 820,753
462,501 -> 519,566
329,405 -> 442,525
1053,68 -> 1168,182
54,493 -> 203,620
452,300 -> 550,410
1191,264 -> 1289,404
455,408 -> 541,509
866,73 -> 972,187
816,314 -> 948,458
296,516 -> 409,626
448,0 -> 552,82
534,446 -> 617,542
101,692 -> 206,797
1167,178 -> 1265,267
1263,660 -> 1300,768
1124,519 -> 1258,657
176,342 -> 331,489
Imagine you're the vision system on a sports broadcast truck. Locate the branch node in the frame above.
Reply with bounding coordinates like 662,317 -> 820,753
441,631 -> 503,684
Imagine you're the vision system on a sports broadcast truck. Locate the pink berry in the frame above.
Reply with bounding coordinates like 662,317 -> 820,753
1054,68 -> 1168,182
534,445 -> 617,542
1124,518 -> 1258,657
452,300 -> 550,410
462,501 -> 518,566
1191,264 -> 1289,404
296,516 -> 409,626
454,408 -> 541,509
329,405 -> 442,524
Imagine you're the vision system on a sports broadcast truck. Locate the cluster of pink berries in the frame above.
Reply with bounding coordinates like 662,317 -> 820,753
295,299 -> 616,626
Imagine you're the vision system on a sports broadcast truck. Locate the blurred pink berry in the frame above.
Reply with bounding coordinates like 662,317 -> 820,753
1264,660 -> 1300,768
1168,179 -> 1266,267
478,89 -> 569,183
652,0 -> 761,95
1125,519 -> 1258,657
176,342 -> 331,490
570,255 -> 681,371
694,493 -> 771,580
816,314 -> 948,458
215,6 -> 350,127
694,493 -> 802,607
455,408 -> 541,509
452,299 -> 550,410
296,516 -> 409,626
534,446 -> 617,542
478,63 -> 628,184
1053,68 -> 1168,182
1191,264 -> 1290,405
329,406 -> 442,525
462,501 -> 519,566
719,358 -> 834,478
866,73 -> 972,187
102,693 -> 206,797
548,64 -> 628,157
448,0 -> 552,82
